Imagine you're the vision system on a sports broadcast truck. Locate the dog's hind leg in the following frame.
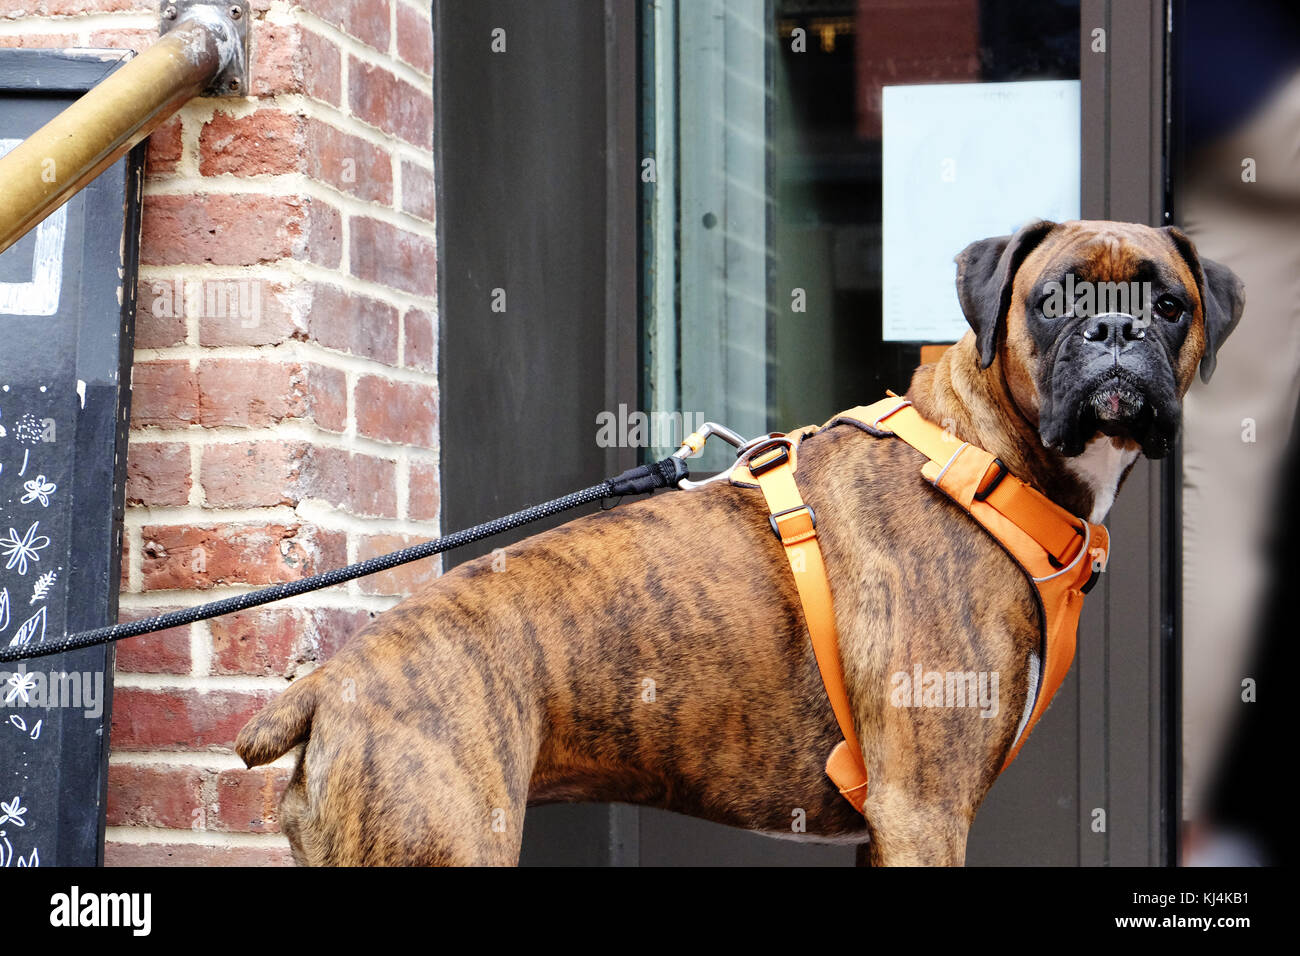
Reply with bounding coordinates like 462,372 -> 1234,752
282,704 -> 536,866
240,662 -> 536,866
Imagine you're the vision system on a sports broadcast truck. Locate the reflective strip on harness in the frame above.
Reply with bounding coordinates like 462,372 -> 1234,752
733,397 -> 1110,816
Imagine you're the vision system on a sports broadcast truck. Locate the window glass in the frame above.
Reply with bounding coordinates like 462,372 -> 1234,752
642,0 -> 1081,468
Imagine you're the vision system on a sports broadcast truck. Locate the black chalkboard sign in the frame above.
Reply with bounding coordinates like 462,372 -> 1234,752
0,49 -> 142,867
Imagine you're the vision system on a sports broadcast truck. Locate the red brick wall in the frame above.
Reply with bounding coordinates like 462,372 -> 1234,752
1,0 -> 438,865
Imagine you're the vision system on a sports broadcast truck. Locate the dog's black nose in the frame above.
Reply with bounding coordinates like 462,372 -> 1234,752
1081,311 -> 1145,344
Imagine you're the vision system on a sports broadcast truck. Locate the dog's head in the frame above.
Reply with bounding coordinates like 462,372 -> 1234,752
955,219 -> 1245,458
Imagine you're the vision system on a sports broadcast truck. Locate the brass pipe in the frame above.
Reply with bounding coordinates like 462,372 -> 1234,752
0,9 -> 239,257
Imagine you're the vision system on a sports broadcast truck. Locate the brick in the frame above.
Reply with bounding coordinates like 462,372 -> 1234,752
140,193 -> 339,268
350,216 -> 436,297
110,687 -> 277,749
306,119 -> 393,205
106,764 -> 203,829
0,33 -> 77,49
307,283 -> 399,363
104,842 -> 294,867
400,158 -> 434,221
115,607 -> 192,674
200,441 -> 310,508
206,604 -> 371,677
306,0 -> 390,51
408,460 -> 440,521
140,523 -> 347,590
87,28 -> 156,51
145,116 -> 183,177
125,441 -> 191,506
135,278 -> 187,348
196,277 -> 305,347
343,451 -> 399,517
201,442 -> 397,516
131,360 -> 199,428
305,197 -> 343,268
199,109 -> 302,177
1,1 -> 146,14
357,532 -> 439,596
215,767 -> 291,833
348,57 -> 433,147
249,20 -> 341,105
195,359 -> 306,428
354,375 -> 436,447
314,607 -> 373,661
209,606 -> 308,676
403,307 -> 435,373
395,2 -> 433,75
249,19 -> 298,97
302,362 -> 347,433
140,194 -> 302,267
120,532 -> 131,590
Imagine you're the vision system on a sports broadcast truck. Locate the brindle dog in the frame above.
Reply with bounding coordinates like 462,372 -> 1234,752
237,220 -> 1242,865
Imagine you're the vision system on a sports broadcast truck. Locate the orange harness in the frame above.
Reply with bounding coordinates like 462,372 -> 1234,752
728,396 -> 1110,814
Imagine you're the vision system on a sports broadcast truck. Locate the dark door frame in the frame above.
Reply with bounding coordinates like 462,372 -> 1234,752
436,0 -> 1176,866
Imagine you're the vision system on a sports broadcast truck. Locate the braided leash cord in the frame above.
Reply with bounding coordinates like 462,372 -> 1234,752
0,456 -> 687,664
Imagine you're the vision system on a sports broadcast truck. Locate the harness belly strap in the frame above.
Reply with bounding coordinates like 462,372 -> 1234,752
731,397 -> 1110,815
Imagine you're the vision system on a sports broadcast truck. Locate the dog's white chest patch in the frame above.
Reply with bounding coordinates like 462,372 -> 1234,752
1067,438 -> 1139,523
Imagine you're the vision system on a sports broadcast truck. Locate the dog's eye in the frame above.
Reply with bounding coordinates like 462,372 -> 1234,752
1154,294 -> 1183,320
1038,293 -> 1065,318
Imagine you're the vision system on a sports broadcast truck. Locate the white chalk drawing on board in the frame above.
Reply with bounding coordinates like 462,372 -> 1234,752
0,587 -> 8,633
0,521 -> 50,575
29,570 -> 56,604
0,139 -> 67,318
20,474 -> 56,507
7,715 -> 41,740
4,669 -> 37,704
0,796 -> 38,867
7,605 -> 47,649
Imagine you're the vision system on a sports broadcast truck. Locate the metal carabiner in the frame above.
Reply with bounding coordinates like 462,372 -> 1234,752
672,422 -> 748,460
672,422 -> 749,490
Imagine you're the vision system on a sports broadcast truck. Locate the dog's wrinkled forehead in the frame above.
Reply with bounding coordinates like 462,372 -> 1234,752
1014,220 -> 1201,307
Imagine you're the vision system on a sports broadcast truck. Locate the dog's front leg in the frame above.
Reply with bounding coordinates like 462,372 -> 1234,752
862,781 -> 974,866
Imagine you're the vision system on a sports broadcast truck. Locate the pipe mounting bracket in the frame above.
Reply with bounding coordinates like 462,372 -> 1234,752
159,1 -> 249,96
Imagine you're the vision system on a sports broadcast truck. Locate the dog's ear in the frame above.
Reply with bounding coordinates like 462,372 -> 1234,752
1162,226 -> 1246,383
954,219 -> 1057,368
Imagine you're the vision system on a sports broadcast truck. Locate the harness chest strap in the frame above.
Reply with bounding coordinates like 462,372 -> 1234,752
734,438 -> 871,812
734,397 -> 1110,815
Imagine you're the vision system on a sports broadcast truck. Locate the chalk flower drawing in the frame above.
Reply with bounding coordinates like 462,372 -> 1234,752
0,798 -> 25,828
0,587 -> 7,632
0,793 -> 38,867
4,670 -> 36,705
29,571 -> 56,604
0,521 -> 50,575
20,475 -> 56,507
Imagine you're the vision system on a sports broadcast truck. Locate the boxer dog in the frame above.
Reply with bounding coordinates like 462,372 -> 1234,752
236,220 -> 1242,866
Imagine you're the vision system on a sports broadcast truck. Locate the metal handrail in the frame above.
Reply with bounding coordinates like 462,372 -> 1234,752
0,5 -> 243,257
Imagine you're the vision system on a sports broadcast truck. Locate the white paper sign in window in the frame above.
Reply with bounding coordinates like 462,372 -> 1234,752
0,138 -> 67,317
881,80 -> 1081,342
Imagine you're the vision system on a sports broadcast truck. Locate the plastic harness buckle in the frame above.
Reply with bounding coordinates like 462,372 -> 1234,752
973,458 -> 1009,502
769,503 -> 816,543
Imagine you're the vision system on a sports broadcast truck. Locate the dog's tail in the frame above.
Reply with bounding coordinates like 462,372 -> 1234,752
236,670 -> 322,768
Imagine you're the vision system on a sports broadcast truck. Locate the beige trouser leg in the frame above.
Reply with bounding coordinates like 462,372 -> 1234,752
1179,72 -> 1300,820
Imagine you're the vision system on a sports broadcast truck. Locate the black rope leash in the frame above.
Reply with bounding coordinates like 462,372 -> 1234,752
0,456 -> 689,665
